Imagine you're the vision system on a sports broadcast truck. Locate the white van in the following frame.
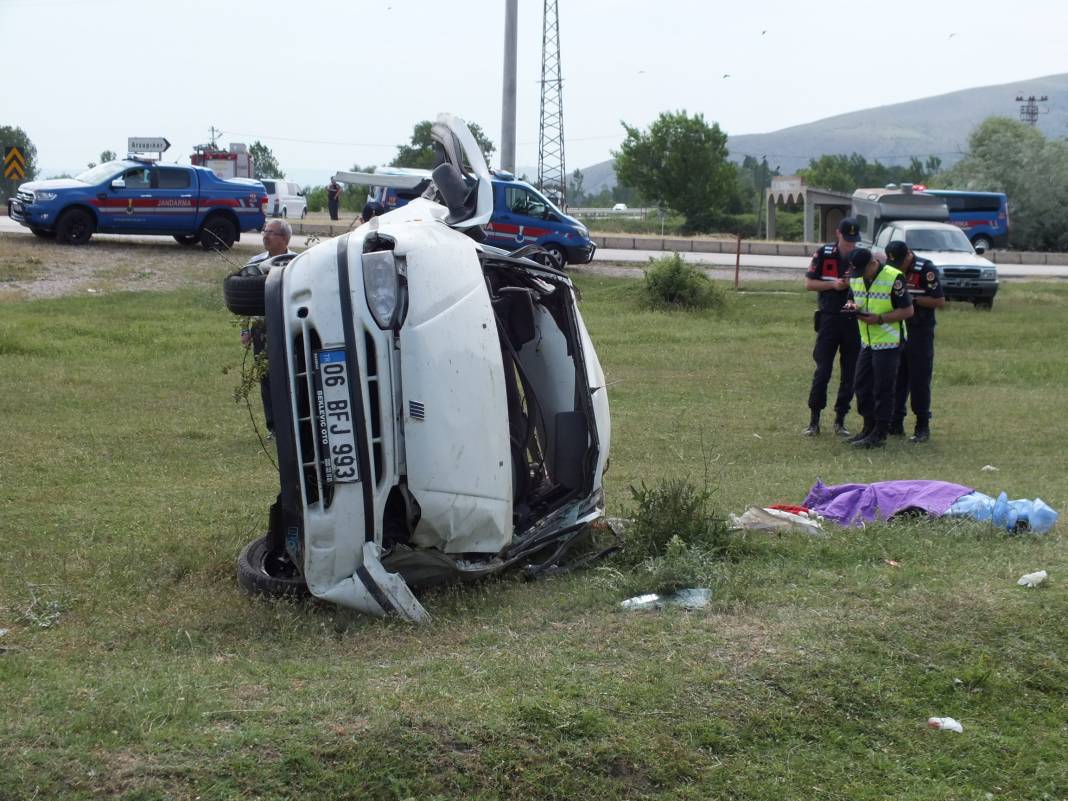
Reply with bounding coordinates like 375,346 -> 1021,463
261,179 -> 306,219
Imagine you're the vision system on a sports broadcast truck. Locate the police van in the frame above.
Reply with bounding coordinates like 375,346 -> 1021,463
352,167 -> 595,269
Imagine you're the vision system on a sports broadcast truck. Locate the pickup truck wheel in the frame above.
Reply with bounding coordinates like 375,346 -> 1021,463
223,271 -> 267,316
972,235 -> 993,252
200,216 -> 237,250
173,234 -> 198,246
237,534 -> 309,598
55,209 -> 94,245
30,227 -> 56,239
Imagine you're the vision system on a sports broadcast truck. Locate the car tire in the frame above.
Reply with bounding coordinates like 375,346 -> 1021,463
55,208 -> 94,245
543,244 -> 567,270
173,234 -> 198,246
972,235 -> 993,252
223,271 -> 267,316
237,534 -> 308,598
973,299 -> 994,310
199,216 -> 237,250
30,227 -> 56,239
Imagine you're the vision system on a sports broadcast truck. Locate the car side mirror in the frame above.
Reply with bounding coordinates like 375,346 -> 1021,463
111,178 -> 125,190
974,243 -> 987,254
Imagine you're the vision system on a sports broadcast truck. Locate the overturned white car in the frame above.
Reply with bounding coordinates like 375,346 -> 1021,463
226,115 -> 610,621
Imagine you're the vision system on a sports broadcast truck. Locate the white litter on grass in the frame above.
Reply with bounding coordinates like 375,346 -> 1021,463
981,464 -> 999,472
729,506 -> 824,537
620,588 -> 712,611
927,716 -> 964,733
1017,570 -> 1048,588
86,288 -> 98,293
0,628 -> 8,638
752,433 -> 763,439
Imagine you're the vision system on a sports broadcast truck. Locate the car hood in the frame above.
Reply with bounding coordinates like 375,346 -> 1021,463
19,178 -> 86,192
914,250 -> 995,268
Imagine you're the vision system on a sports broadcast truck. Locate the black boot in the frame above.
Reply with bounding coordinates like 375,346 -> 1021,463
852,421 -> 888,449
833,416 -> 851,437
888,420 -> 905,436
909,421 -> 930,443
802,410 -> 821,437
847,418 -> 874,444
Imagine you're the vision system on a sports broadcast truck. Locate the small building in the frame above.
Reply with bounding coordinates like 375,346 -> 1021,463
765,177 -> 852,243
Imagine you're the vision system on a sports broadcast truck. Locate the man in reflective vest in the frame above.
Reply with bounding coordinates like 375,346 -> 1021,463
802,217 -> 863,437
886,240 -> 945,443
843,248 -> 914,448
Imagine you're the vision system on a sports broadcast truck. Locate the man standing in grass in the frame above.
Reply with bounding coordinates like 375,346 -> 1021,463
844,248 -> 914,449
802,217 -> 863,437
886,240 -> 945,443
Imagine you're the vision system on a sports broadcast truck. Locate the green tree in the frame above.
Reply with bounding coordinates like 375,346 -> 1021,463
798,153 -> 941,193
392,121 -> 495,169
249,140 -> 283,179
100,149 -> 117,163
614,111 -> 734,232
936,117 -> 1068,251
568,168 -> 586,205
0,125 -> 38,201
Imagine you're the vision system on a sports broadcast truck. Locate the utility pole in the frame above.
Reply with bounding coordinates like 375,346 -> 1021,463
500,0 -> 518,173
538,0 -> 566,206
1015,95 -> 1048,127
209,126 -> 220,148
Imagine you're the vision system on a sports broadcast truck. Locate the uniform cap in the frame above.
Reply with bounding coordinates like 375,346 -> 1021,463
885,240 -> 910,264
837,217 -> 861,242
849,248 -> 874,270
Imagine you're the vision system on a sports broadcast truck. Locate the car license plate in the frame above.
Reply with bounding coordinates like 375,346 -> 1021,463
313,349 -> 360,484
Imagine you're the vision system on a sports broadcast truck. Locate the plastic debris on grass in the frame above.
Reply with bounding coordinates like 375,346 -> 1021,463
927,716 -> 964,733
947,492 -> 1058,534
728,506 -> 824,536
620,588 -> 712,611
1017,570 -> 1048,588
981,464 -> 999,472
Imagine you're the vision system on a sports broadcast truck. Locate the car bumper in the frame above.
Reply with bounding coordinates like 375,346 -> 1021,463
566,241 -> 597,264
942,281 -> 998,301
7,198 -> 30,226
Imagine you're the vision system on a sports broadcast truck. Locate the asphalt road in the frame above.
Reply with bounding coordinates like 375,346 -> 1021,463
2,216 -> 1065,279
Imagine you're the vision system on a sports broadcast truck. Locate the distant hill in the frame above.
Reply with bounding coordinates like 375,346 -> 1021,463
576,72 -> 1068,192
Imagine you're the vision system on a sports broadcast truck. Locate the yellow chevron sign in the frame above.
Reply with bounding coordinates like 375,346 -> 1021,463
4,146 -> 26,180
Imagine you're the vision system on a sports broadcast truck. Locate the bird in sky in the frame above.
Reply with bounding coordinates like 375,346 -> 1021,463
761,29 -> 767,35
722,73 -> 731,79
948,32 -> 957,38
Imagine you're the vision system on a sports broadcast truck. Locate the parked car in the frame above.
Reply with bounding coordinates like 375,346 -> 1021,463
852,186 -> 950,245
223,114 -> 611,620
873,220 -> 998,308
7,158 -> 266,248
353,167 -> 596,269
261,178 -> 306,219
612,203 -> 628,211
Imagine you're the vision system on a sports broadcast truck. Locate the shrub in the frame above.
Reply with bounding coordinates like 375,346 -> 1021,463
622,477 -> 730,564
642,253 -> 725,310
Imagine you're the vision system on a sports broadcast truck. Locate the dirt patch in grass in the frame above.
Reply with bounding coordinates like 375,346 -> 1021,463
0,233 -> 265,301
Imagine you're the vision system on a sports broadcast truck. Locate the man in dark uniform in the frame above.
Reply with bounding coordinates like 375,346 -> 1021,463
886,240 -> 945,442
802,217 -> 863,437
844,248 -> 914,449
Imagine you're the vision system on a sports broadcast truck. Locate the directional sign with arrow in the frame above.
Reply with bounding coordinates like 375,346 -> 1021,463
127,137 -> 171,153
3,145 -> 26,180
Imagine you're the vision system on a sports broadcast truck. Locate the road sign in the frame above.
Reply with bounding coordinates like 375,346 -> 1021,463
127,137 -> 171,153
3,145 -> 26,180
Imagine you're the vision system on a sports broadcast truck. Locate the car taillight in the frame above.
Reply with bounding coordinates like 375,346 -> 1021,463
261,196 -> 268,206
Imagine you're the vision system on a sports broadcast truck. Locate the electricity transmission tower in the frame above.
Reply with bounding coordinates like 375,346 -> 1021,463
1015,95 -> 1048,127
538,0 -> 566,206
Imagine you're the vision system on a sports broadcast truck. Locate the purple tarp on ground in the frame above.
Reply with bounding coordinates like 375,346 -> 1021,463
804,480 -> 974,527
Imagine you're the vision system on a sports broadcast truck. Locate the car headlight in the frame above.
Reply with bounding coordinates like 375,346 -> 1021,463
362,250 -> 402,329
981,268 -> 996,280
33,191 -> 58,202
579,225 -> 589,238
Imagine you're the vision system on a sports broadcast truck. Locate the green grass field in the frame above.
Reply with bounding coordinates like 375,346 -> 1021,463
1,255 -> 1065,800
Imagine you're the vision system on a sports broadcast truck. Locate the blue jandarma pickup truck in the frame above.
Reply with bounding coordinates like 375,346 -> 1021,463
7,158 -> 267,249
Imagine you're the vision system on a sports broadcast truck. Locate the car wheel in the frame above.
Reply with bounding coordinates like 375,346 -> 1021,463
973,299 -> 994,310
199,216 -> 237,250
173,234 -> 198,246
972,235 -> 993,252
237,534 -> 308,598
542,244 -> 566,269
30,227 -> 56,239
55,208 -> 94,245
223,271 -> 268,316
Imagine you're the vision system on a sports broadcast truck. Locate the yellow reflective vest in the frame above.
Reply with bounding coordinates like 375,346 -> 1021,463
850,265 -> 906,349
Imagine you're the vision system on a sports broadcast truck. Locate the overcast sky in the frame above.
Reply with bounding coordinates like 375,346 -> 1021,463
2,0 -> 1064,184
